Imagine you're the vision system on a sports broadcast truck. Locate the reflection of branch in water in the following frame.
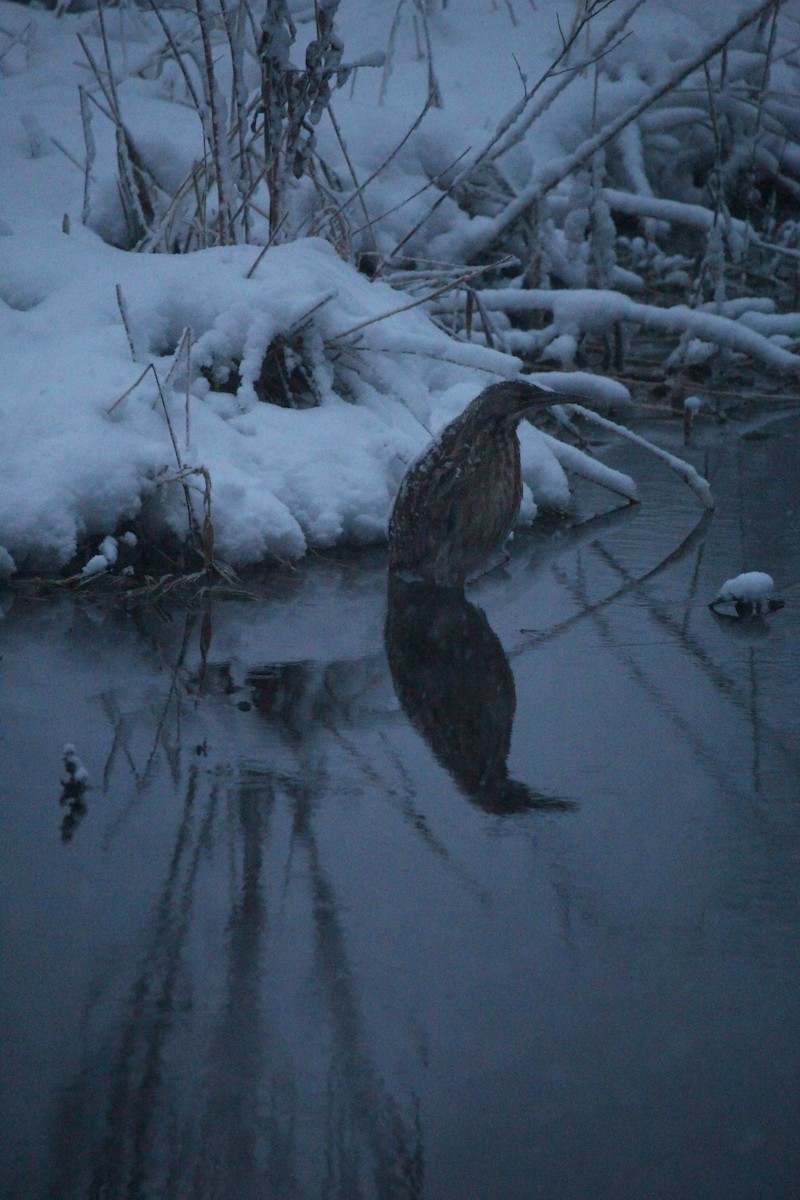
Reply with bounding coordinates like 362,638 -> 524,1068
99,615 -> 194,831
682,534 -> 706,637
513,509 -> 712,657
187,768 -> 279,1199
385,578 -> 574,815
551,561 -> 754,804
591,540 -> 800,775
329,726 -> 494,909
491,503 -> 639,608
749,648 -> 763,798
59,745 -> 89,843
48,663 -> 426,1198
247,655 -> 388,739
49,766 -> 222,1199
59,796 -> 87,843
248,662 -> 315,741
286,779 -> 425,1200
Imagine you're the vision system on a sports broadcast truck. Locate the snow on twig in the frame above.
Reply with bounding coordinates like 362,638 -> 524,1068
603,188 -> 800,264
537,431 -> 639,503
563,403 -> 715,508
329,259 -> 515,340
464,0 -> 782,260
479,287 -> 800,375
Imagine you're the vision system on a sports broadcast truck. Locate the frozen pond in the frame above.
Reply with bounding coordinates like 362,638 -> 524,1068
2,417 -> 800,1200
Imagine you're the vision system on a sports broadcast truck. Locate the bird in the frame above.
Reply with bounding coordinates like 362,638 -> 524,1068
388,378 -> 560,588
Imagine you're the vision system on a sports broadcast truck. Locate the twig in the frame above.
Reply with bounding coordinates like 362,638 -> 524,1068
466,0 -> 784,260
245,211 -> 289,278
144,0 -> 203,112
79,86 -> 96,224
184,329 -> 192,452
326,104 -> 376,251
329,259 -> 513,340
564,402 -> 716,508
107,362 -> 152,415
195,0 -> 232,245
348,146 -> 471,241
115,284 -> 137,359
0,19 -> 33,65
48,136 -> 89,176
321,88 -> 436,241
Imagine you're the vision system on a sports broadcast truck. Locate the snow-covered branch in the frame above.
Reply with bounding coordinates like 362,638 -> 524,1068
479,287 -> 800,376
462,0 -> 782,261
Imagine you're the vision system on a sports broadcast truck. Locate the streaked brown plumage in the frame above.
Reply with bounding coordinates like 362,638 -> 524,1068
388,379 -> 558,588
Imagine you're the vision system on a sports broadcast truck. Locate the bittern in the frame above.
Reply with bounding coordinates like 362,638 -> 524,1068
388,379 -> 563,587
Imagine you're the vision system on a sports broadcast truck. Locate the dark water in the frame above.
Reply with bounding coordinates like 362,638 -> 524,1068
2,417 -> 800,1200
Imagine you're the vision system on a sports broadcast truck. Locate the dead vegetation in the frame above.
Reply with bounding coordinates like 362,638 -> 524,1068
10,0 -> 800,585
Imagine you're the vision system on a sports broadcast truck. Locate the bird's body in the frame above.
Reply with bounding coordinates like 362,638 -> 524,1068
388,379 -> 556,588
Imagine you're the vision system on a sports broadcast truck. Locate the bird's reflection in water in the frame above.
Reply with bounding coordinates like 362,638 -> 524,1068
385,577 -> 574,815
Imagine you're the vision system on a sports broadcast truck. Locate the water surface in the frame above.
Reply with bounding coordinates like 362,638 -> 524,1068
2,417 -> 799,1199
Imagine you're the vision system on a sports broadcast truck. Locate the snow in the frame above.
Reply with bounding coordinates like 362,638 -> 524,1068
715,572 -> 774,606
3,221 -> 570,570
62,742 -> 89,786
81,554 -> 110,578
0,0 -> 784,572
481,287 -> 800,374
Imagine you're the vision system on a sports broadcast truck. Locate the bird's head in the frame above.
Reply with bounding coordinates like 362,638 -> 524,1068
464,379 -> 557,429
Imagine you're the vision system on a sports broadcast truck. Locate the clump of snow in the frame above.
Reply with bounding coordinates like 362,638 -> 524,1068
81,533 -> 122,576
98,536 -> 118,563
62,743 -> 89,785
61,743 -> 89,798
709,571 -> 784,618
714,571 -> 774,607
81,554 -> 110,578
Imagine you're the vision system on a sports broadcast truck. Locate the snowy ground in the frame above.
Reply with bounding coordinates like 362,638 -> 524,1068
1,0 -> 797,573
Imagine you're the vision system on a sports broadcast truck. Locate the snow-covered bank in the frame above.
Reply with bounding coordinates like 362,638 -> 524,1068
0,224 -> 600,571
0,0 -> 618,574
2,0 -> 797,574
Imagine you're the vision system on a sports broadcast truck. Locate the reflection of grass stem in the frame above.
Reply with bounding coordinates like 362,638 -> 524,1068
591,538 -> 800,775
552,552 -> 760,804
101,613 -> 195,848
281,776 -> 423,1193
515,509 -> 712,654
332,725 -> 492,908
79,766 -> 223,1199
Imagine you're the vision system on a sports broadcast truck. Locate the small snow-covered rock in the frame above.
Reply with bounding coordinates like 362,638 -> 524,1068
710,571 -> 778,616
717,571 -> 773,603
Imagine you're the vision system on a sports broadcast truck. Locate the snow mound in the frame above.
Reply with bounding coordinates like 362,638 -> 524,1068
714,571 -> 774,605
0,226 -> 589,571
